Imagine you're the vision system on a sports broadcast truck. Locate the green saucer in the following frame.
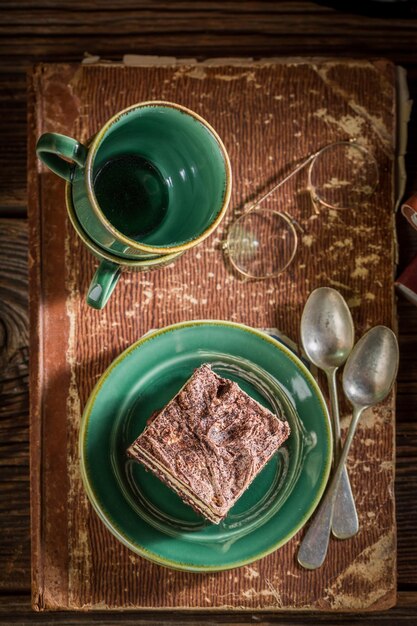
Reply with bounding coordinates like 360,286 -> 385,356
80,320 -> 332,571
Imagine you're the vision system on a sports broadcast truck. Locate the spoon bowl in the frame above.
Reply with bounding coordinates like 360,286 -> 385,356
301,287 -> 354,370
343,326 -> 399,408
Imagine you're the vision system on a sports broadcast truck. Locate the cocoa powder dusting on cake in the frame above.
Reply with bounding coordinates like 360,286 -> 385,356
127,364 -> 290,523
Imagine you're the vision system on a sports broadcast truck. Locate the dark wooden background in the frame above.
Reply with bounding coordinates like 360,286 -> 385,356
1,1 -> 417,623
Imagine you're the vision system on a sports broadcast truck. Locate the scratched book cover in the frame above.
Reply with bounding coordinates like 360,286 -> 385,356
29,58 -> 398,611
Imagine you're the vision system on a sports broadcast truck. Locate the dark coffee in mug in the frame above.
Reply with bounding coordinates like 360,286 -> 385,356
93,154 -> 169,240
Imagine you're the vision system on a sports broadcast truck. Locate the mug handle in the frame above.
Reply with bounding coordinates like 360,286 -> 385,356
36,132 -> 88,181
87,260 -> 121,310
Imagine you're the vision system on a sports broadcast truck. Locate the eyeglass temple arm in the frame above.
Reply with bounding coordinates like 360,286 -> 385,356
246,151 -> 319,213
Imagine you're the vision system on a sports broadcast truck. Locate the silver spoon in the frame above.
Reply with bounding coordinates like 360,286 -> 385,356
298,325 -> 399,569
301,287 -> 358,539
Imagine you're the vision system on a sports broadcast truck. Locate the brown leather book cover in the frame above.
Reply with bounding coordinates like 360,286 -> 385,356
28,58 -> 399,611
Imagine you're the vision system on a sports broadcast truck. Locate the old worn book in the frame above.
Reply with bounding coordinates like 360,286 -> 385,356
29,57 -> 403,611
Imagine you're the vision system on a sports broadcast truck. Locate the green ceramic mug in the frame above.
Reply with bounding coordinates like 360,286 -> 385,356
36,101 -> 232,309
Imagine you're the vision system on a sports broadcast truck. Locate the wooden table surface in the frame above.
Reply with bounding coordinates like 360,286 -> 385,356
1,2 -> 417,623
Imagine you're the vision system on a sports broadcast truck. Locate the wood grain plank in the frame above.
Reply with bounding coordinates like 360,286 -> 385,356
1,12 -> 417,35
0,220 -> 30,591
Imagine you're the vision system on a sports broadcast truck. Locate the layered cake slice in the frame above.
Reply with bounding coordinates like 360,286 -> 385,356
127,364 -> 290,524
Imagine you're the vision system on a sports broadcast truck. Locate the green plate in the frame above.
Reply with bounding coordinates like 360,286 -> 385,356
80,320 -> 332,571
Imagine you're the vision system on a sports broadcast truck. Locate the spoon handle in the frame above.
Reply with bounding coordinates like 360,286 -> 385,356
326,369 -> 359,539
332,469 -> 359,539
298,404 -> 364,569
